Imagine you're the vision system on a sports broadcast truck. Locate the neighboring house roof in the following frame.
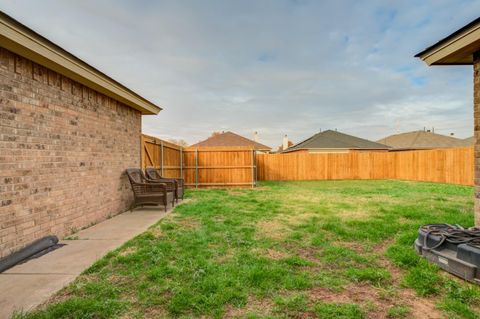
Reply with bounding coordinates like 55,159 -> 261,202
0,11 -> 161,115
459,136 -> 475,147
285,130 -> 389,152
190,131 -> 272,150
415,17 -> 480,65
376,131 -> 466,150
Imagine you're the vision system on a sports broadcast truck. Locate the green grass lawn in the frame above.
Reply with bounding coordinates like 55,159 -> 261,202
16,180 -> 480,319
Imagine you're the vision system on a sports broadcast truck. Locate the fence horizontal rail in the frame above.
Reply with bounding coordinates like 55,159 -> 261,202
142,134 -> 473,187
142,135 -> 256,187
184,182 -> 254,186
257,147 -> 474,186
183,165 -> 255,169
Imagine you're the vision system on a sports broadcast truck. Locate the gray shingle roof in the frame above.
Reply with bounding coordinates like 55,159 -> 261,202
460,136 -> 475,147
376,131 -> 467,150
285,130 -> 389,152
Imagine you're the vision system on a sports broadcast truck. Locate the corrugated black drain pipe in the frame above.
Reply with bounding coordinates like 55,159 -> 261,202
0,235 -> 59,273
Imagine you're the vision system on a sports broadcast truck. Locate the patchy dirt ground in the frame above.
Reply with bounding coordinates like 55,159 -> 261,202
19,181 -> 479,319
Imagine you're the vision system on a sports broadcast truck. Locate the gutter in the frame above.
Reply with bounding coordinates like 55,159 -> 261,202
0,11 -> 161,115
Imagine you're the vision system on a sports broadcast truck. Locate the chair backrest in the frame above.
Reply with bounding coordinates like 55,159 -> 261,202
126,168 -> 151,196
126,168 -> 146,184
145,167 -> 162,180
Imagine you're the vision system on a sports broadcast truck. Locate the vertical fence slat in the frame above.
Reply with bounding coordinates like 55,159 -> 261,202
195,148 -> 198,188
251,149 -> 254,188
140,134 -> 145,169
160,140 -> 164,176
142,134 -> 473,188
141,134 -> 182,178
256,147 -> 473,186
180,148 -> 183,179
253,150 -> 258,186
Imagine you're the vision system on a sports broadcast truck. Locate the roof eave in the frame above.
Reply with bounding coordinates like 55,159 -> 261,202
415,19 -> 480,66
0,11 -> 161,115
283,147 -> 389,153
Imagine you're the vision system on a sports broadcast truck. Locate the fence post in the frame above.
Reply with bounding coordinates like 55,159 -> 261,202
160,140 -> 164,176
251,149 -> 255,188
195,148 -> 199,188
180,147 -> 183,179
254,150 -> 257,186
140,135 -> 145,169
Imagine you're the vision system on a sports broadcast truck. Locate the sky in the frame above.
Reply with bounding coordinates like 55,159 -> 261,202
1,0 -> 479,148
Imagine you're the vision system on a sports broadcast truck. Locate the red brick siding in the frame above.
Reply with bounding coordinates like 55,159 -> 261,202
0,48 -> 141,257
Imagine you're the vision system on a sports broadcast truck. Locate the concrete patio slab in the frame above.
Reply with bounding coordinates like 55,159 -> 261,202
76,208 -> 171,240
3,239 -> 125,275
0,274 -> 77,317
0,205 -> 173,319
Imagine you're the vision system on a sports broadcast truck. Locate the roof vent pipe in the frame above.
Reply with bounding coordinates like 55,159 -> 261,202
253,131 -> 258,142
283,135 -> 289,151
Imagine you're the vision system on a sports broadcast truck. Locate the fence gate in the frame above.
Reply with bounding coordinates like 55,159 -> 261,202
141,135 -> 257,187
141,135 -> 473,187
183,146 -> 256,188
141,134 -> 183,179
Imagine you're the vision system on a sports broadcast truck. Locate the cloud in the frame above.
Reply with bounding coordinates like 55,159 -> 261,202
1,0 -> 478,147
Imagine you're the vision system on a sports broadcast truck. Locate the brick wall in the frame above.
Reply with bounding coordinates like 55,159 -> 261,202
0,48 -> 141,257
475,52 -> 480,226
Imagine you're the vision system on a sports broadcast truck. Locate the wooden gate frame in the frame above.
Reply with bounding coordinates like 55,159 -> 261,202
141,135 -> 257,187
141,134 -> 184,179
182,147 -> 257,188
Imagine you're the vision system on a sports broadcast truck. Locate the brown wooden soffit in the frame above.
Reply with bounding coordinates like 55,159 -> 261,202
0,11 -> 161,115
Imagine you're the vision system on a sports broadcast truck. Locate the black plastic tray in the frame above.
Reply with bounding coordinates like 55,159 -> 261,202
415,226 -> 480,284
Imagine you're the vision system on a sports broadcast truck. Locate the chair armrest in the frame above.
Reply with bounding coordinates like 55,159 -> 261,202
132,181 -> 167,192
145,178 -> 176,189
144,177 -> 159,183
175,178 -> 184,187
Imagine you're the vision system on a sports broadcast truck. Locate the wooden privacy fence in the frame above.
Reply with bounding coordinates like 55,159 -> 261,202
141,135 -> 256,187
257,147 -> 474,186
141,134 -> 474,187
141,134 -> 183,178
183,146 -> 256,187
